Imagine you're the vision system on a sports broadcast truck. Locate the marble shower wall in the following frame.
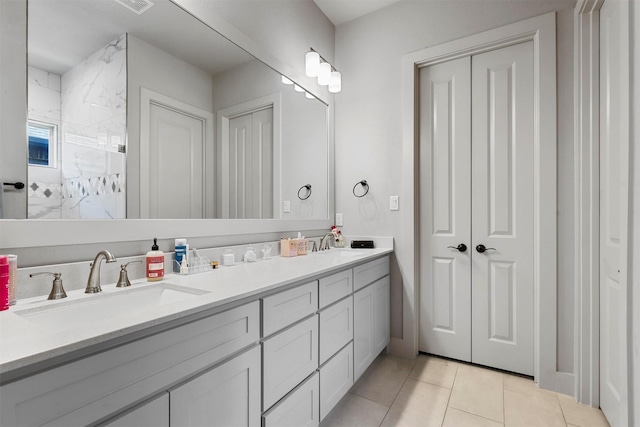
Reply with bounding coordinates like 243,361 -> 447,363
59,34 -> 127,219
27,66 -> 63,219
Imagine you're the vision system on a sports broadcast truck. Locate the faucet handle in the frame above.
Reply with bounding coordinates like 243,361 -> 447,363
116,261 -> 142,288
30,272 -> 67,300
311,240 -> 318,252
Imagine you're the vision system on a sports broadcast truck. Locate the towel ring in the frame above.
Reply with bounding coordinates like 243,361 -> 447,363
298,184 -> 312,200
353,180 -> 369,198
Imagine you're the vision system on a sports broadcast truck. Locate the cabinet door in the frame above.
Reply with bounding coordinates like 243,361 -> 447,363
170,346 -> 261,427
263,315 -> 319,410
100,393 -> 169,427
319,296 -> 353,365
263,372 -> 319,427
353,284 -> 375,381
373,276 -> 390,355
320,342 -> 353,421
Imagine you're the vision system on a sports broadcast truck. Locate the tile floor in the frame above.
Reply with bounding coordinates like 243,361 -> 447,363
320,353 -> 610,427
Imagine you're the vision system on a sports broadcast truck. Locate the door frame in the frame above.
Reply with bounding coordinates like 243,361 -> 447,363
217,94 -> 281,219
139,87 -> 214,218
574,0 -> 631,411
400,12 -> 558,389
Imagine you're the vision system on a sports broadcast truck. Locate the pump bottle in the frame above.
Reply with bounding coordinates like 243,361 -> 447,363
146,238 -> 164,282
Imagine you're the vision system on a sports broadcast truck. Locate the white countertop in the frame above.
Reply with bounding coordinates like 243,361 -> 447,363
0,247 -> 391,383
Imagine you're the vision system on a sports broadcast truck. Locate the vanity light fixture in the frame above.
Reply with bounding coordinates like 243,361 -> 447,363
305,48 -> 341,93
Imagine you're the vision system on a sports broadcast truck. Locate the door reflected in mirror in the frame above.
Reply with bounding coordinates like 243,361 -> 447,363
26,0 -> 329,220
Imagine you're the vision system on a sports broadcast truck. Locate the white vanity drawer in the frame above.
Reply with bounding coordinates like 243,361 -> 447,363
262,315 -> 319,410
319,342 -> 353,421
262,281 -> 318,337
262,372 -> 319,427
319,296 -> 353,365
318,269 -> 352,309
353,256 -> 389,291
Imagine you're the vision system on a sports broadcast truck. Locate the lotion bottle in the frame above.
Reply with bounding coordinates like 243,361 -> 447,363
146,238 -> 164,282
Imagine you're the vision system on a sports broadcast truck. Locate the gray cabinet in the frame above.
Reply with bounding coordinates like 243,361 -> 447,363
170,345 -> 261,427
263,372 -> 320,427
101,393 -> 169,427
319,342 -> 354,420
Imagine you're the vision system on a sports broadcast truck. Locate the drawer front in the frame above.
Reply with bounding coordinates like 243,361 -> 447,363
263,372 -> 319,427
0,301 -> 260,427
263,281 -> 318,337
319,342 -> 353,421
170,346 -> 261,427
318,269 -> 352,309
319,296 -> 353,365
353,256 -> 389,291
263,315 -> 319,410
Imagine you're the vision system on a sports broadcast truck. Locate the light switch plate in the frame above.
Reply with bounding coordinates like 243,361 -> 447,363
390,196 -> 399,211
283,200 -> 291,213
335,213 -> 343,226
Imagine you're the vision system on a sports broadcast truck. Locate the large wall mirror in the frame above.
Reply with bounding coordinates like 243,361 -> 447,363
24,0 -> 329,221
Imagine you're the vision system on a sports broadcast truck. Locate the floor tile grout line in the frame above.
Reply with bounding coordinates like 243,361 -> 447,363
440,364 -> 459,427
377,367 -> 413,427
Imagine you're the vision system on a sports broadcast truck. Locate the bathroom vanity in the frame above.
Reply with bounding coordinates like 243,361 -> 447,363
0,249 -> 391,426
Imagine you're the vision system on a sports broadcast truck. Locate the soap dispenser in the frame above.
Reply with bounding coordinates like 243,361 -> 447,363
146,238 -> 164,282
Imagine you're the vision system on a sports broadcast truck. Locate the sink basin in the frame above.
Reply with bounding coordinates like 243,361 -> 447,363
15,283 -> 208,330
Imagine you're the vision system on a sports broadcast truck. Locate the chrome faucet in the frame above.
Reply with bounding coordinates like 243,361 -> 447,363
319,233 -> 334,251
85,250 -> 117,293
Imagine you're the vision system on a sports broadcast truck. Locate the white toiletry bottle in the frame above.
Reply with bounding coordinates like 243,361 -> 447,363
146,238 -> 164,282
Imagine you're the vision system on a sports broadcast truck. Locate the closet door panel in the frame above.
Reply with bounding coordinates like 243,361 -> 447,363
418,57 -> 472,361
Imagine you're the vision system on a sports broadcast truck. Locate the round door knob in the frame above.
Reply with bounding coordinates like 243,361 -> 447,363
476,244 -> 496,253
447,244 -> 467,253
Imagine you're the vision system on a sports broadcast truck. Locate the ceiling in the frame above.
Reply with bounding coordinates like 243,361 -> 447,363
313,0 -> 403,25
29,0 -> 253,76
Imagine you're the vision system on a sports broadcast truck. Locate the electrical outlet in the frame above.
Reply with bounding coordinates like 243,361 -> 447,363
283,200 -> 291,213
390,196 -> 399,211
335,213 -> 343,226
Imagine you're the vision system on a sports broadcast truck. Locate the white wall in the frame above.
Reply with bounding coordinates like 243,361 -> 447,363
333,0 -> 577,377
211,59 -> 329,220
630,0 -> 639,421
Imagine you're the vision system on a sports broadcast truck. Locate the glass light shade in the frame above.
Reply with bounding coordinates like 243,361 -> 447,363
328,71 -> 342,93
281,75 -> 293,85
305,51 -> 320,77
305,92 -> 315,99
317,62 -> 331,86
294,84 -> 305,92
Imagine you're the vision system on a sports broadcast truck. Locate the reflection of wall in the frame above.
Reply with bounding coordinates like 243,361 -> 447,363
59,34 -> 127,219
127,35 -> 214,218
212,59 -> 328,219
27,66 -> 62,219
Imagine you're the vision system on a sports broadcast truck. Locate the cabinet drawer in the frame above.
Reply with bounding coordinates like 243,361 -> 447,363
319,296 -> 353,365
263,372 -> 319,427
262,281 -> 318,337
100,393 -> 169,427
319,342 -> 353,421
354,256 -> 389,291
263,315 -> 319,410
318,269 -> 352,309
170,346 -> 261,427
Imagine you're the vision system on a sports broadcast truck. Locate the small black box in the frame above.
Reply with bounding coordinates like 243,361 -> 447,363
351,240 -> 374,249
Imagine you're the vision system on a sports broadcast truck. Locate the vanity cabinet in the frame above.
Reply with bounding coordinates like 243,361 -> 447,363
170,346 -> 261,427
0,253 -> 391,427
100,394 -> 169,427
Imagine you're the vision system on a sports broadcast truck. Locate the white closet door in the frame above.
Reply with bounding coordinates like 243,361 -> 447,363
471,41 -> 534,375
599,0 -> 629,425
418,57 -> 472,362
148,103 -> 204,218
227,107 -> 273,219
